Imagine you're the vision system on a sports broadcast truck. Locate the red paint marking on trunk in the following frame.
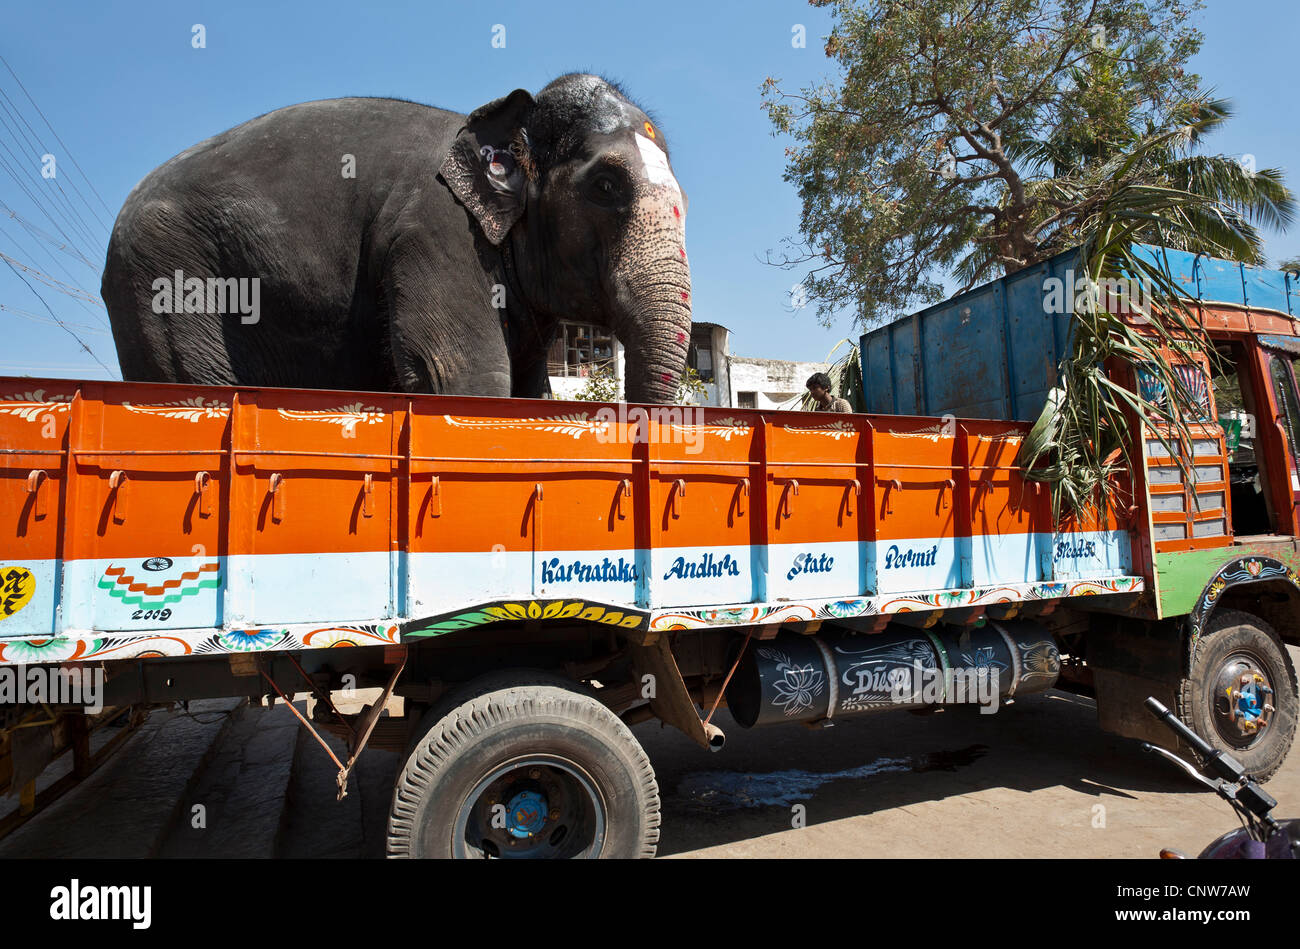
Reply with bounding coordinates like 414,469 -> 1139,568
673,206 -> 680,219
680,292 -> 689,302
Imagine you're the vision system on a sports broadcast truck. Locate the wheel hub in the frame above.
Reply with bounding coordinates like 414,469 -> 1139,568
505,789 -> 549,839
1212,654 -> 1275,746
453,755 -> 607,859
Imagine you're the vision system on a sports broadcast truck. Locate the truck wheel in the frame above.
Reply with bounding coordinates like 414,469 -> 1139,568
387,679 -> 660,858
1178,609 -> 1298,782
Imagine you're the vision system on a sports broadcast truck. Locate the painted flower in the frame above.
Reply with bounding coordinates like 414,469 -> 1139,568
0,637 -> 77,664
772,664 -> 825,716
1022,643 -> 1061,679
303,625 -> 399,648
827,599 -> 863,618
217,628 -> 288,652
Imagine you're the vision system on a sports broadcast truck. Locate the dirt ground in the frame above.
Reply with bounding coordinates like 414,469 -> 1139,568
2,647 -> 1295,859
635,648 -> 1299,858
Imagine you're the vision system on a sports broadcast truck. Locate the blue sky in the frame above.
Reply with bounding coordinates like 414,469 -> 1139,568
1,0 -> 1296,380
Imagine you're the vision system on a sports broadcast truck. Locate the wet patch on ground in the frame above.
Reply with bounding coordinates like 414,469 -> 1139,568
674,745 -> 989,810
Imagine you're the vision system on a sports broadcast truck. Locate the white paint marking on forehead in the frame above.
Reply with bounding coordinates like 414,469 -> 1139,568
635,133 -> 680,195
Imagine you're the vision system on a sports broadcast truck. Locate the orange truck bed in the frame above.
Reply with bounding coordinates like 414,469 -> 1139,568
0,377 -> 1141,664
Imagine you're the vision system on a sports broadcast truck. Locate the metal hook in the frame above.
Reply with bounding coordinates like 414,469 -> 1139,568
108,469 -> 128,523
269,472 -> 285,522
25,469 -> 47,519
194,470 -> 212,517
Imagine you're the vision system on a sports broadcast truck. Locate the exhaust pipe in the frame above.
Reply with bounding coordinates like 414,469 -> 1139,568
725,621 -> 1060,727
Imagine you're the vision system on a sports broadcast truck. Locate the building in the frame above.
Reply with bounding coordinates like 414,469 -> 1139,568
686,321 -> 730,407
546,321 -> 622,400
545,318 -> 826,410
727,355 -> 831,410
546,319 -> 730,405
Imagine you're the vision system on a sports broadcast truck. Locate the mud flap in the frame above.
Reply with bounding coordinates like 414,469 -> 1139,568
1089,617 -> 1184,747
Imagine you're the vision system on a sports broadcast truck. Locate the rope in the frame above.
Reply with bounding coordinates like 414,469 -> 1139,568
703,627 -> 755,727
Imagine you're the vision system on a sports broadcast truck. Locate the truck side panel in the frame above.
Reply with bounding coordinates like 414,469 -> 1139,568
0,378 -> 1145,662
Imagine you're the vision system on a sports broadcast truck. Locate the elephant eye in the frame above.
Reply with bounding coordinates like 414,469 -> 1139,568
588,172 -> 624,205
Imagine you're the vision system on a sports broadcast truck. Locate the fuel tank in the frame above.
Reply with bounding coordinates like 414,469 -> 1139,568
725,621 -> 1061,727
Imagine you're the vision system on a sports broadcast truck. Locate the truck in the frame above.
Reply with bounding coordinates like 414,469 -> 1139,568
1,245 -> 1297,858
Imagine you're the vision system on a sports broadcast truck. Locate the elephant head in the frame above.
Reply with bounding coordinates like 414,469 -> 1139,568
440,74 -> 691,404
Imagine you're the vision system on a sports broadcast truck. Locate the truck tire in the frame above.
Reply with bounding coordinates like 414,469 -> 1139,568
1178,609 -> 1298,782
387,679 -> 660,859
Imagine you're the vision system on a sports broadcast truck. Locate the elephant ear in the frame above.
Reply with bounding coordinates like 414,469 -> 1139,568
439,89 -> 535,245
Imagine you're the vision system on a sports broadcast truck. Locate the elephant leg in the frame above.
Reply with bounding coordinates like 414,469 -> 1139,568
381,241 -> 512,397
510,345 -> 554,399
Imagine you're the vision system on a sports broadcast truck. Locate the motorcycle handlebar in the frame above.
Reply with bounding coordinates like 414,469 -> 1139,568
1144,698 -> 1284,840
1144,697 -> 1219,760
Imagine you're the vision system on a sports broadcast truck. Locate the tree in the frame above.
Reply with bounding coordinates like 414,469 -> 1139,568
994,91 -> 1293,285
570,361 -> 622,403
762,0 -> 1251,329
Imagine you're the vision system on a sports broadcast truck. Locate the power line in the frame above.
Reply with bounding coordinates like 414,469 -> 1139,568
1,203 -> 98,270
0,141 -> 102,264
0,224 -> 110,334
0,96 -> 106,253
0,302 -> 110,335
0,54 -> 115,221
0,56 -> 118,379
1,254 -> 115,377
0,208 -> 100,299
0,251 -> 105,307
0,361 -> 115,375
0,211 -> 109,332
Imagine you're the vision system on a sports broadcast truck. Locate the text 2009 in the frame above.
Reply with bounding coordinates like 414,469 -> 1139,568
131,608 -> 172,621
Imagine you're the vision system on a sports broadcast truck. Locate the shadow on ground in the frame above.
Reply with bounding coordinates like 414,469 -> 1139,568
634,690 -> 1241,857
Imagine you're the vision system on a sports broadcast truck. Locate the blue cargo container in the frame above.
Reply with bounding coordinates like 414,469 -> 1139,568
859,245 -> 1300,420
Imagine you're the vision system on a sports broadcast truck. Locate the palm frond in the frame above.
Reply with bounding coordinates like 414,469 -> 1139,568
1015,121 -> 1232,519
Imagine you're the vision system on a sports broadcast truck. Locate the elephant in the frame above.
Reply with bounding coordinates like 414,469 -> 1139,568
101,74 -> 691,403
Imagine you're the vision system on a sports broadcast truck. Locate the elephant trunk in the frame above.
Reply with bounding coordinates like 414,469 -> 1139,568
612,193 -> 692,405
616,263 -> 692,404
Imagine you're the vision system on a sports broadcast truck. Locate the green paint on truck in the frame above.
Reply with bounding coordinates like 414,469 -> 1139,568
1156,540 -> 1300,619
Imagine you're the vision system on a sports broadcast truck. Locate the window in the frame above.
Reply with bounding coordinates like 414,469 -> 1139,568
737,391 -> 756,409
1213,343 -> 1268,536
1270,353 -> 1300,471
689,332 -> 714,383
548,322 -> 616,377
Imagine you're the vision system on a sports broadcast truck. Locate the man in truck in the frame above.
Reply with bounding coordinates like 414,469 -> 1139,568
807,372 -> 853,412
